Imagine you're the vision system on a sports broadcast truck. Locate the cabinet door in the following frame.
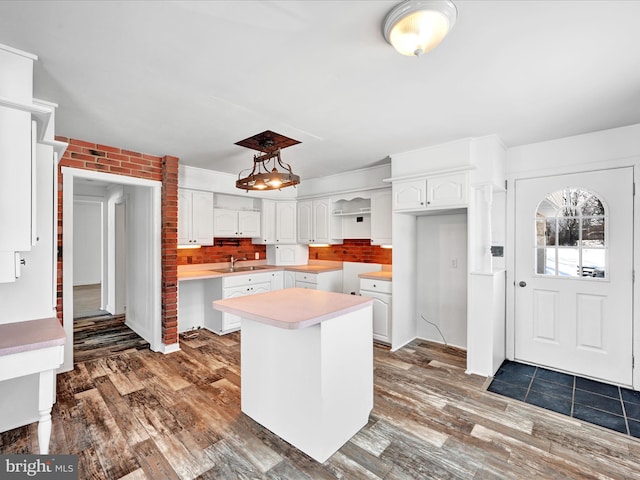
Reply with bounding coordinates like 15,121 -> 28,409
370,294 -> 391,342
191,191 -> 214,245
0,108 -> 32,251
313,199 -> 330,243
251,282 -> 271,295
370,189 -> 392,245
238,210 -> 261,237
177,190 -> 193,245
274,245 -> 297,265
270,271 -> 284,291
254,199 -> 275,244
284,270 -> 296,289
276,201 -> 297,243
297,200 -> 313,243
222,284 -> 252,331
213,208 -> 238,237
426,172 -> 468,208
392,179 -> 426,211
360,290 -> 391,343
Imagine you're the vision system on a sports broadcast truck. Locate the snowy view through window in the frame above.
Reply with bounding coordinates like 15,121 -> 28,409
535,188 -> 606,278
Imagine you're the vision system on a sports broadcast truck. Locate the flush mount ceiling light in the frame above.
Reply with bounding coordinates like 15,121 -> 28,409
383,0 -> 457,57
234,130 -> 301,191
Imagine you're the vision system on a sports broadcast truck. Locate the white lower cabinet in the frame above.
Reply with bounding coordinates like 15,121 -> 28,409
270,270 -> 284,290
205,271 -> 273,334
220,282 -> 270,331
359,278 -> 392,344
284,270 -> 296,288
294,270 -> 343,293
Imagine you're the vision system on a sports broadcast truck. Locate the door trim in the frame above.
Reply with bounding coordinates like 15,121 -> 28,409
60,167 -> 162,372
506,161 -> 639,389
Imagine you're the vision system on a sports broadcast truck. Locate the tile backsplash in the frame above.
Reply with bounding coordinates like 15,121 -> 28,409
178,238 -> 392,265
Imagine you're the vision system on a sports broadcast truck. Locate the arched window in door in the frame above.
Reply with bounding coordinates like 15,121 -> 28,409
535,188 -> 606,278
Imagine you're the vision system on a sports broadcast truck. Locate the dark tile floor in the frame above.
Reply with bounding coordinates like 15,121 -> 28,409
488,360 -> 640,438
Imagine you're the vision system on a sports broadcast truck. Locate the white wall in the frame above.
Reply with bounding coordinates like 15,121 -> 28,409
179,164 -> 297,199
390,213 -> 417,350
124,184 -> 154,341
297,163 -> 390,198
416,213 -> 468,348
72,200 -> 102,286
506,123 -> 640,175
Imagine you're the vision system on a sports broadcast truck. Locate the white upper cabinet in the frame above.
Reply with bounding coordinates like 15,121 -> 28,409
0,45 -> 40,284
313,199 -> 332,243
253,200 -> 297,244
214,208 -> 260,238
237,210 -> 261,237
0,46 -> 35,255
276,201 -> 297,243
393,179 -> 426,211
370,189 -> 392,245
427,172 -> 468,208
254,199 -> 276,244
298,198 -> 342,245
297,200 -> 313,244
393,172 -> 468,212
178,189 -> 214,245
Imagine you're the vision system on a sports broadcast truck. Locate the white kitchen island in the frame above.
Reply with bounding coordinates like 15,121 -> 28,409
213,288 -> 373,463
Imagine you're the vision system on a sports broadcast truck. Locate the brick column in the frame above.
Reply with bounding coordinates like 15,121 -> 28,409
161,155 -> 179,345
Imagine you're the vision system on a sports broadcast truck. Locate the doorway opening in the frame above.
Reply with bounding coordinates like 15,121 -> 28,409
61,167 -> 162,371
416,211 -> 468,349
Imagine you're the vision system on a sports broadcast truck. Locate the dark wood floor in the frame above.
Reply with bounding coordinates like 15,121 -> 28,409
74,313 -> 150,364
2,329 -> 640,479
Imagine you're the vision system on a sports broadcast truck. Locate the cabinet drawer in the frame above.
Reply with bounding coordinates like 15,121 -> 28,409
295,272 -> 318,284
360,278 -> 392,294
224,281 -> 270,297
223,272 -> 272,288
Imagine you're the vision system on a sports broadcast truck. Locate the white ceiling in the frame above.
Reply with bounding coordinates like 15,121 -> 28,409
1,1 -> 639,180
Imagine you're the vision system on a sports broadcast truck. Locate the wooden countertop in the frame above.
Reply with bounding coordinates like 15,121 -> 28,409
0,317 -> 66,357
283,265 -> 343,273
359,271 -> 393,281
213,288 -> 372,330
178,264 -> 343,281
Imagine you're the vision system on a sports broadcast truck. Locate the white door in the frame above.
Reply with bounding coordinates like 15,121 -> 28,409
514,167 -> 633,386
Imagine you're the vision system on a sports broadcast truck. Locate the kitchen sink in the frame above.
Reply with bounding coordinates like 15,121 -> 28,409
211,265 -> 271,273
233,265 -> 271,272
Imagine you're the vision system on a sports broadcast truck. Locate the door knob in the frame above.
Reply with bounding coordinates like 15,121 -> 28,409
519,281 -> 527,287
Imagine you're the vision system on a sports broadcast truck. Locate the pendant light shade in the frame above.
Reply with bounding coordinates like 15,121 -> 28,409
234,130 -> 301,192
383,0 -> 457,57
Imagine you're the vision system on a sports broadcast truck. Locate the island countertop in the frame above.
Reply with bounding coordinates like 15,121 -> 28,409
0,317 -> 66,357
213,288 -> 372,330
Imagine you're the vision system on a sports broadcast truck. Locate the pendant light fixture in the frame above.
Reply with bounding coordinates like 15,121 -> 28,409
383,0 -> 457,57
234,130 -> 301,191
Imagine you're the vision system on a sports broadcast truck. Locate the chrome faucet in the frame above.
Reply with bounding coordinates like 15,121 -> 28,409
230,255 -> 247,270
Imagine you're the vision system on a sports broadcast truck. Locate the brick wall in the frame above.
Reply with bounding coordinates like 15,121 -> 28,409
179,239 -> 392,266
309,239 -> 392,264
56,137 -> 179,345
178,238 -> 266,265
